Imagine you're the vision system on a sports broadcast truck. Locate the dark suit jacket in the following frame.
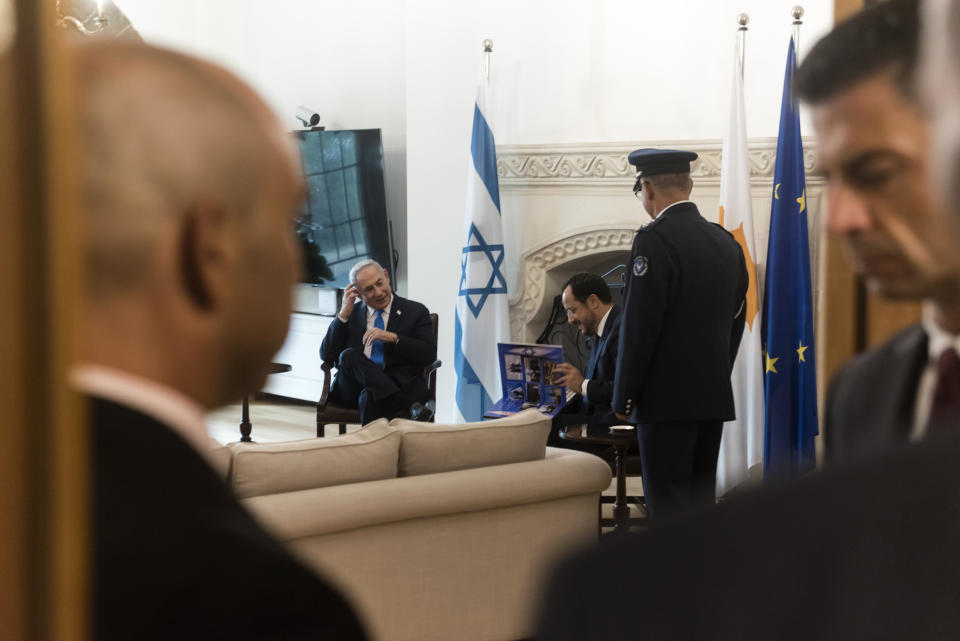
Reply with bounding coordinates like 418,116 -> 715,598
91,396 -> 368,641
580,305 -> 622,422
319,294 -> 437,402
536,429 -> 960,641
825,323 -> 928,465
613,202 -> 748,422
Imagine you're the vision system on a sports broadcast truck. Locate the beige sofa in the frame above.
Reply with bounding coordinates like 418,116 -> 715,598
221,409 -> 612,641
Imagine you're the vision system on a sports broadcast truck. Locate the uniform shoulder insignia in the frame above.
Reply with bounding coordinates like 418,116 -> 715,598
632,255 -> 649,278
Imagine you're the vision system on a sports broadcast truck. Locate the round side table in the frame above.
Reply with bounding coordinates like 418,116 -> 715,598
239,363 -> 292,442
560,424 -> 640,532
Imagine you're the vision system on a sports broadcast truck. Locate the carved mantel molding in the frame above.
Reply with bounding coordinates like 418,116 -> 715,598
496,137 -> 821,188
501,138 -> 825,341
509,227 -> 636,341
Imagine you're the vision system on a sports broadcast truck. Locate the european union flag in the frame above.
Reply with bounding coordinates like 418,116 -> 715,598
761,38 -> 818,479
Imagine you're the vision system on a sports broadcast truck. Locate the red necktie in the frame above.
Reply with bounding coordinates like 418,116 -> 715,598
927,347 -> 960,433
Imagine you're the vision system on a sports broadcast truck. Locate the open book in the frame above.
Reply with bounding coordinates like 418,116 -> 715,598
484,342 -> 574,419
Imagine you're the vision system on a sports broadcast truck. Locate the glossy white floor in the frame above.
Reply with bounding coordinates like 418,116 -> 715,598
207,397 -> 647,529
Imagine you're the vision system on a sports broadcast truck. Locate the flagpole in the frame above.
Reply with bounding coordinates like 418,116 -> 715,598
792,6 -> 804,58
483,38 -> 493,83
737,13 -> 749,81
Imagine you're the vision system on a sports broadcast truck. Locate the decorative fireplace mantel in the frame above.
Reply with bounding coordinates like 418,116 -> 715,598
497,138 -> 819,188
496,138 -> 824,342
507,226 -> 635,342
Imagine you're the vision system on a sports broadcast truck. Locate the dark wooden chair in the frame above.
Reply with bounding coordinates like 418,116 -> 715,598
316,313 -> 441,437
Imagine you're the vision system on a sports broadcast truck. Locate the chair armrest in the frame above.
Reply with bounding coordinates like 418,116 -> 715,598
423,360 -> 442,401
317,361 -> 335,410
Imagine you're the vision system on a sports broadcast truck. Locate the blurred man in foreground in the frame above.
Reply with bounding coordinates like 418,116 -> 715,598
74,41 -> 367,640
797,0 -> 960,464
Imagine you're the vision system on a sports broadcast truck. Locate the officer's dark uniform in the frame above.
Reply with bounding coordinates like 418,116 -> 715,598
613,149 -> 748,520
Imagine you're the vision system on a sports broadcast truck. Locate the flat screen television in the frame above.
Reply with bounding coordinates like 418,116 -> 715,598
292,128 -> 394,313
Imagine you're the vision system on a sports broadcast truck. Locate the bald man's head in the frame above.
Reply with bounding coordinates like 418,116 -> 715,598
77,41 -> 298,296
76,41 -> 304,407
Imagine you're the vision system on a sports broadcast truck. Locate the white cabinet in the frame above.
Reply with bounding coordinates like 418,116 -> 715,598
264,313 -> 335,401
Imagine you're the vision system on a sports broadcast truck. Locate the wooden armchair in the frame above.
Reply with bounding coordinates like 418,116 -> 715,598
315,313 -> 441,437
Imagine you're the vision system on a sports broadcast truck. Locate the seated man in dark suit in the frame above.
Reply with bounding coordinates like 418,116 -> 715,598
73,41 -> 368,640
320,259 -> 437,424
796,0 -> 960,464
549,273 -> 622,447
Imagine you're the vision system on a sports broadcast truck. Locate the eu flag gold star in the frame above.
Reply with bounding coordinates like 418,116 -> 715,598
796,189 -> 806,214
765,353 -> 779,374
797,341 -> 808,363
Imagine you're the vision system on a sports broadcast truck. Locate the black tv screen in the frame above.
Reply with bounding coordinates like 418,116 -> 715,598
293,128 -> 393,289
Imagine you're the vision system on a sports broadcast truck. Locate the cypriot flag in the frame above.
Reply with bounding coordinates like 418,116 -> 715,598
717,38 -> 764,496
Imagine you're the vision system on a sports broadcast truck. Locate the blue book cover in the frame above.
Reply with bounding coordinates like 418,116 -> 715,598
485,343 -> 569,419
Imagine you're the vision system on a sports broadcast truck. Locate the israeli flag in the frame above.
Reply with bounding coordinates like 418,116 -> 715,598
454,67 -> 509,423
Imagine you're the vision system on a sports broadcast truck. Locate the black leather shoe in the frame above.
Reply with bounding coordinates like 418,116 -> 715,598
409,402 -> 434,422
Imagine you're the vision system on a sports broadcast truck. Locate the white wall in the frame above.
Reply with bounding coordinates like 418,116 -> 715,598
406,0 -> 834,421
118,0 -> 410,293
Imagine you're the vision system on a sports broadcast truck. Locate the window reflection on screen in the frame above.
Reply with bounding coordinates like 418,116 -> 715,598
294,129 -> 391,288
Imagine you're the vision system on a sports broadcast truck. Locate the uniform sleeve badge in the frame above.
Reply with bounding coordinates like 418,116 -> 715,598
632,256 -> 649,277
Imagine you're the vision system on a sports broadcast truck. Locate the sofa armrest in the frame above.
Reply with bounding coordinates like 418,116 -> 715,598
242,448 -> 611,541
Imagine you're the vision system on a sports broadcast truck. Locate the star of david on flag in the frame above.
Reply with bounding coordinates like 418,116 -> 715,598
459,223 -> 507,319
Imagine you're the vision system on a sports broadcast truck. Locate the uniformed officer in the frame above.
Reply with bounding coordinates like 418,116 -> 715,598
613,148 -> 748,520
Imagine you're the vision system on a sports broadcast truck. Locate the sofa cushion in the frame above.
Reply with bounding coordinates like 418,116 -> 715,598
392,408 -> 550,476
227,419 -> 399,498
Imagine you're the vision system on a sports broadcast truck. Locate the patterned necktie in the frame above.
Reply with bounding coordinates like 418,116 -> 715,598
370,309 -> 385,367
927,347 -> 960,433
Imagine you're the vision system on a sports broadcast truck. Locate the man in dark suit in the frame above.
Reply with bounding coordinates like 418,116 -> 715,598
74,42 -> 368,640
320,259 -> 437,424
550,273 -> 622,446
613,149 -> 748,519
536,428 -> 960,641
796,0 -> 960,464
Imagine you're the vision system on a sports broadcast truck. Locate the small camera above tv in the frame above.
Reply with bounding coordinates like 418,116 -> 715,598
291,128 -> 395,315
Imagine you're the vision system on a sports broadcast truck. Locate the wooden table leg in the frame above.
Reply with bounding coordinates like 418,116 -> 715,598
613,442 -> 629,532
239,394 -> 253,442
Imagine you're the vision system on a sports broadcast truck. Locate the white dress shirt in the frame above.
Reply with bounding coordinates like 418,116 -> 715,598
581,306 -> 614,398
71,364 -> 219,461
364,296 -> 393,359
911,304 -> 960,440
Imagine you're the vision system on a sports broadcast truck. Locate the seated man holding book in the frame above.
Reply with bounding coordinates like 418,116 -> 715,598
320,259 -> 437,424
550,273 -> 623,445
